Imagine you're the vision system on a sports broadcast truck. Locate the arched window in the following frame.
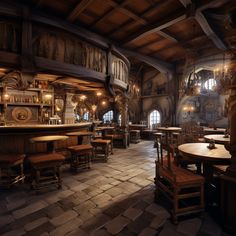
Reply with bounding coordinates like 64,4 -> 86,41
204,78 -> 217,90
103,110 -> 113,123
118,114 -> 121,125
149,110 -> 161,129
83,112 -> 89,121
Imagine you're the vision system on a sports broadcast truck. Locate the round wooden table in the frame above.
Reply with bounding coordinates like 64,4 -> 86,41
156,127 -> 182,145
204,134 -> 230,144
203,128 -> 226,134
30,135 -> 68,153
66,131 -> 94,144
178,142 -> 231,181
96,127 -> 114,137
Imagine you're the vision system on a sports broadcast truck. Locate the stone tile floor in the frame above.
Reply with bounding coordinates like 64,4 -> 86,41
0,141 -> 231,236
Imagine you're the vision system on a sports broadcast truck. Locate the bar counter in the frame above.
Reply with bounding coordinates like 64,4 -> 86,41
0,122 -> 92,154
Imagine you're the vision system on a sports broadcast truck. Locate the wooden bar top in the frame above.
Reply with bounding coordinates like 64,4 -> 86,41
0,122 -> 92,133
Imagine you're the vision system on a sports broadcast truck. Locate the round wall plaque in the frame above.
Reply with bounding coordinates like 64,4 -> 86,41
12,107 -> 32,123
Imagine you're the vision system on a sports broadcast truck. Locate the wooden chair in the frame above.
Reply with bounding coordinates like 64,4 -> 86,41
155,145 -> 205,223
28,153 -> 65,190
0,154 -> 25,188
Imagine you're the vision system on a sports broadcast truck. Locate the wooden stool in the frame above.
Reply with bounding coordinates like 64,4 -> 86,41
104,134 -> 114,154
68,144 -> 93,171
91,139 -> 112,162
0,154 -> 25,188
130,130 -> 141,143
28,153 -> 65,190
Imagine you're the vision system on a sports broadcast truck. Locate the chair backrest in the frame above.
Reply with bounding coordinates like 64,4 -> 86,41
156,143 -> 176,182
180,121 -> 203,143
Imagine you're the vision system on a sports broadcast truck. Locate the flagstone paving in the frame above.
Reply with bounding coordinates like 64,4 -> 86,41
0,141 -> 230,235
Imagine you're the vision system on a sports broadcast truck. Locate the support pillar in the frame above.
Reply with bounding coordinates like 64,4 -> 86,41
221,57 -> 236,234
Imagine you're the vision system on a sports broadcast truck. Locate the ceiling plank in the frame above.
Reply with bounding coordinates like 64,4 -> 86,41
90,0 -> 130,28
67,0 -> 94,22
122,12 -> 187,45
108,1 -> 170,36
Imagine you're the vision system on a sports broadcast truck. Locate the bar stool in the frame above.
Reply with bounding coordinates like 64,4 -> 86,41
130,130 -> 141,143
91,139 -> 112,162
68,144 -> 93,171
0,154 -> 25,188
28,153 -> 65,190
103,134 -> 114,154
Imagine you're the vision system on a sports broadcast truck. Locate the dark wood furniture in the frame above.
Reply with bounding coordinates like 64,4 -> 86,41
203,128 -> 226,135
91,139 -> 112,162
155,145 -> 205,223
204,134 -> 230,144
0,123 -> 91,155
130,130 -> 141,143
30,135 -> 69,153
178,143 -> 231,182
68,144 -> 93,171
66,131 -> 94,145
28,153 -> 65,190
0,154 -> 25,188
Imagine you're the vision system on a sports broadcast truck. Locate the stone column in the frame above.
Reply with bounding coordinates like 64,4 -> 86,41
64,93 -> 76,124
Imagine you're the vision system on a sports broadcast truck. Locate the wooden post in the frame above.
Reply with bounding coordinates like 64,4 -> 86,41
221,55 -> 236,234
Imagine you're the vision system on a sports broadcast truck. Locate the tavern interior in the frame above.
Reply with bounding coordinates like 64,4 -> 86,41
0,0 -> 236,235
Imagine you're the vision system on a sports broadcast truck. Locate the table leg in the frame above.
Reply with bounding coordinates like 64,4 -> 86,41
77,136 -> 83,145
47,141 -> 55,153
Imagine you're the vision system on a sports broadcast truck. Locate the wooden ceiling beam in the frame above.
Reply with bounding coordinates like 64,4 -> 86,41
118,47 -> 174,73
178,0 -> 228,50
178,0 -> 192,8
158,30 -> 179,43
108,1 -> 170,36
195,11 -> 227,50
67,0 -> 94,22
122,12 -> 187,45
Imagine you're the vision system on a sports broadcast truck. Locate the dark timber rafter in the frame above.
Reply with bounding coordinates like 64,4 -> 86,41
67,0 -> 94,22
122,12 -> 186,45
0,1 -> 175,74
178,0 -> 228,50
108,1 -> 171,36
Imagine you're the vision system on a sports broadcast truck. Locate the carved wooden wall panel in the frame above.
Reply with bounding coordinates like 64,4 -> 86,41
0,21 -> 20,53
33,29 -> 107,74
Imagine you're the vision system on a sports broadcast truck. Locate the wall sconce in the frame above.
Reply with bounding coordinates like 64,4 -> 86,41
183,104 -> 195,115
80,95 -> 87,101
2,87 -> 10,101
96,91 -> 102,97
101,100 -> 106,106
